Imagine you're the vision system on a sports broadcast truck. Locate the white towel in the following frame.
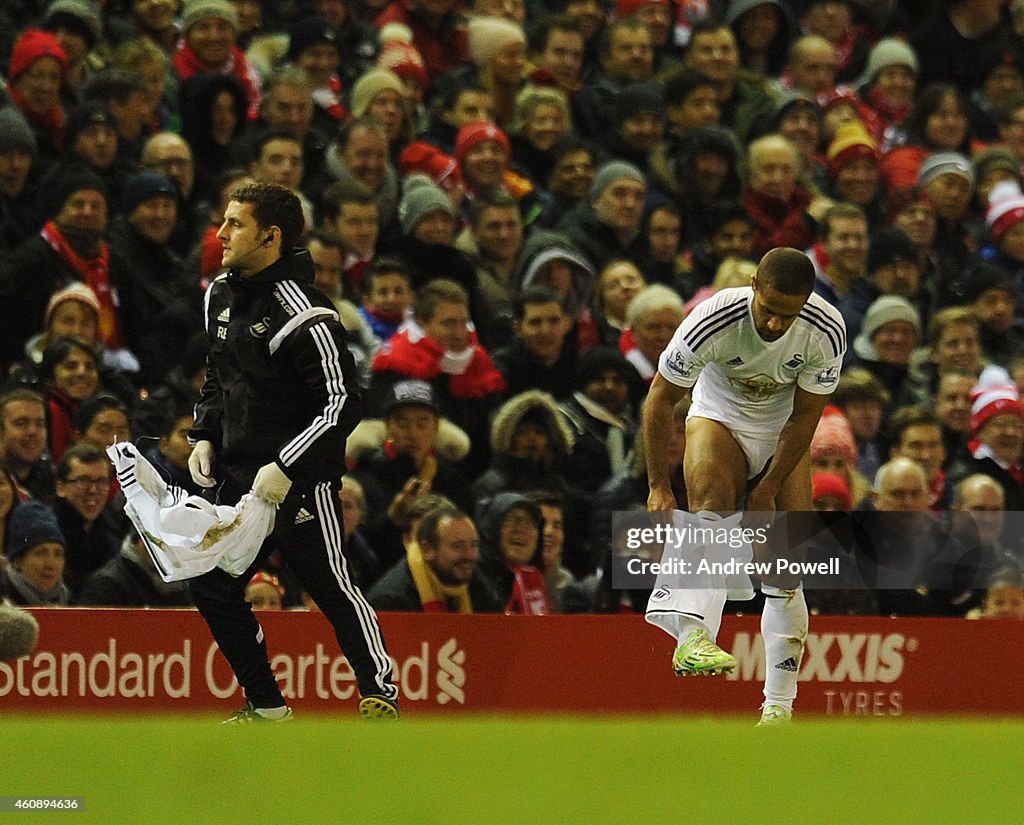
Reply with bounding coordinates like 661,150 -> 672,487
106,443 -> 275,582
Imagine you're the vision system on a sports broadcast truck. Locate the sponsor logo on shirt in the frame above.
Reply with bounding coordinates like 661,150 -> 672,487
729,374 -> 785,401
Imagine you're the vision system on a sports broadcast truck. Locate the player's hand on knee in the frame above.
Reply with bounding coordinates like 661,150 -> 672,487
253,461 -> 292,505
647,486 -> 678,512
744,488 -> 776,516
188,440 -> 218,488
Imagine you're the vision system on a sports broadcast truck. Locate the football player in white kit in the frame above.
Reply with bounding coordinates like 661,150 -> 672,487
643,247 -> 845,725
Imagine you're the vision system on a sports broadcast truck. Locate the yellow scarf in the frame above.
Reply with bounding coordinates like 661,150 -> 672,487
407,541 -> 473,613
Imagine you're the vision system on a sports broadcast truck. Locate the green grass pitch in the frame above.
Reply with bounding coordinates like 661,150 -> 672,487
3,715 -> 1019,825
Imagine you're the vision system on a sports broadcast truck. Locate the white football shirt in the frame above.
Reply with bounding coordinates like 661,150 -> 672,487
658,286 -> 846,436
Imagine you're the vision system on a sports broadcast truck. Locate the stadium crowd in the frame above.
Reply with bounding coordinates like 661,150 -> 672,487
0,0 -> 1023,621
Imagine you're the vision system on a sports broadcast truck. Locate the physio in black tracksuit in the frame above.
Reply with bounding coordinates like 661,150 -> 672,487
188,182 -> 397,716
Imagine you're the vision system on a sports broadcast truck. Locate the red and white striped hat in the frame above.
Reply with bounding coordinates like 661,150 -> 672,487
986,180 -> 1024,243
970,365 -> 1024,435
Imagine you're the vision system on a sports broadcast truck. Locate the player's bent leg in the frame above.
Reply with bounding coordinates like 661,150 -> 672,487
683,417 -> 748,514
667,420 -> 748,675
279,483 -> 399,706
190,567 -> 287,712
758,448 -> 812,591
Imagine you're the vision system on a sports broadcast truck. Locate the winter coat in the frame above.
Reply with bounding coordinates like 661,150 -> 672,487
473,390 -> 575,515
190,249 -> 362,493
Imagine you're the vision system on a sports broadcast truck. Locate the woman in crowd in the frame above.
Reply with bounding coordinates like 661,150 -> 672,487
2,501 -> 70,607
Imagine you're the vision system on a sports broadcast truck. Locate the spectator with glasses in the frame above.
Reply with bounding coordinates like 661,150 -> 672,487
53,443 -> 121,596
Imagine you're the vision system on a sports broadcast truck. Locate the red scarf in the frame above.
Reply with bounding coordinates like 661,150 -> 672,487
9,87 -> 63,149
372,327 -> 506,400
866,87 -> 911,133
173,42 -> 261,121
313,75 -> 347,122
41,221 -> 125,349
504,566 -> 550,615
47,388 -> 78,465
618,327 -> 655,384
742,188 -> 815,258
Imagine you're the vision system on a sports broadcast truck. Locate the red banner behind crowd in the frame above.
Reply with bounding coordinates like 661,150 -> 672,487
5,610 -> 1022,716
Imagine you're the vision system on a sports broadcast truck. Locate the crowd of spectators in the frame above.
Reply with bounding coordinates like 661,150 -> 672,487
1,0 -> 1023,620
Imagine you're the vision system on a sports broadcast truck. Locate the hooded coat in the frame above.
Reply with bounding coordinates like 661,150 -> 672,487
476,491 -> 547,610
472,390 -> 575,516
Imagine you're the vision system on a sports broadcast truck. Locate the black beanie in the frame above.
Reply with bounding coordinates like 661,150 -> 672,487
866,227 -> 918,274
575,346 -> 636,389
6,501 -> 65,563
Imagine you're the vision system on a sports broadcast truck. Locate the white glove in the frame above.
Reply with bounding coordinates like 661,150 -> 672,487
253,461 -> 292,505
188,440 -> 217,488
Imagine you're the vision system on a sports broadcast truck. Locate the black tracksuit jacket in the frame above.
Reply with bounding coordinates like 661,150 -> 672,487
190,249 -> 362,492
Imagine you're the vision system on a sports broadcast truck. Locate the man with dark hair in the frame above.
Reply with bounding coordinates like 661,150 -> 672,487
813,203 -> 869,306
313,116 -> 399,226
248,129 -> 305,194
188,181 -> 398,722
0,389 -> 54,502
527,15 -> 586,93
888,405 -> 950,510
573,17 -> 655,140
677,200 -> 755,300
683,20 -> 775,144
82,69 -> 150,159
458,191 -> 524,324
493,285 -> 576,399
644,246 -> 846,725
232,66 -> 329,187
412,84 -> 494,156
320,178 -> 380,299
367,505 -> 502,612
54,442 -> 119,595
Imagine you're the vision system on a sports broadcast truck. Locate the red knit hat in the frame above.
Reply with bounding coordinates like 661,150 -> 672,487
399,142 -> 461,191
8,29 -> 67,83
812,472 -> 853,511
455,121 -> 510,169
810,411 -> 858,464
246,571 -> 284,597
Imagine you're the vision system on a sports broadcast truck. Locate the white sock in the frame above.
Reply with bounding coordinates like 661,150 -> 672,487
255,705 -> 290,720
760,585 -> 808,711
692,510 -> 733,637
674,587 -> 728,643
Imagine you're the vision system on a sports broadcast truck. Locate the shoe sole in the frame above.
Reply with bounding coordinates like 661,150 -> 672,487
673,662 -> 737,677
756,717 -> 792,727
359,696 -> 400,720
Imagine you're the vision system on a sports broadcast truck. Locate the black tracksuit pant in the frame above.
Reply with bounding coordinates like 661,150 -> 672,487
190,479 -> 397,708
